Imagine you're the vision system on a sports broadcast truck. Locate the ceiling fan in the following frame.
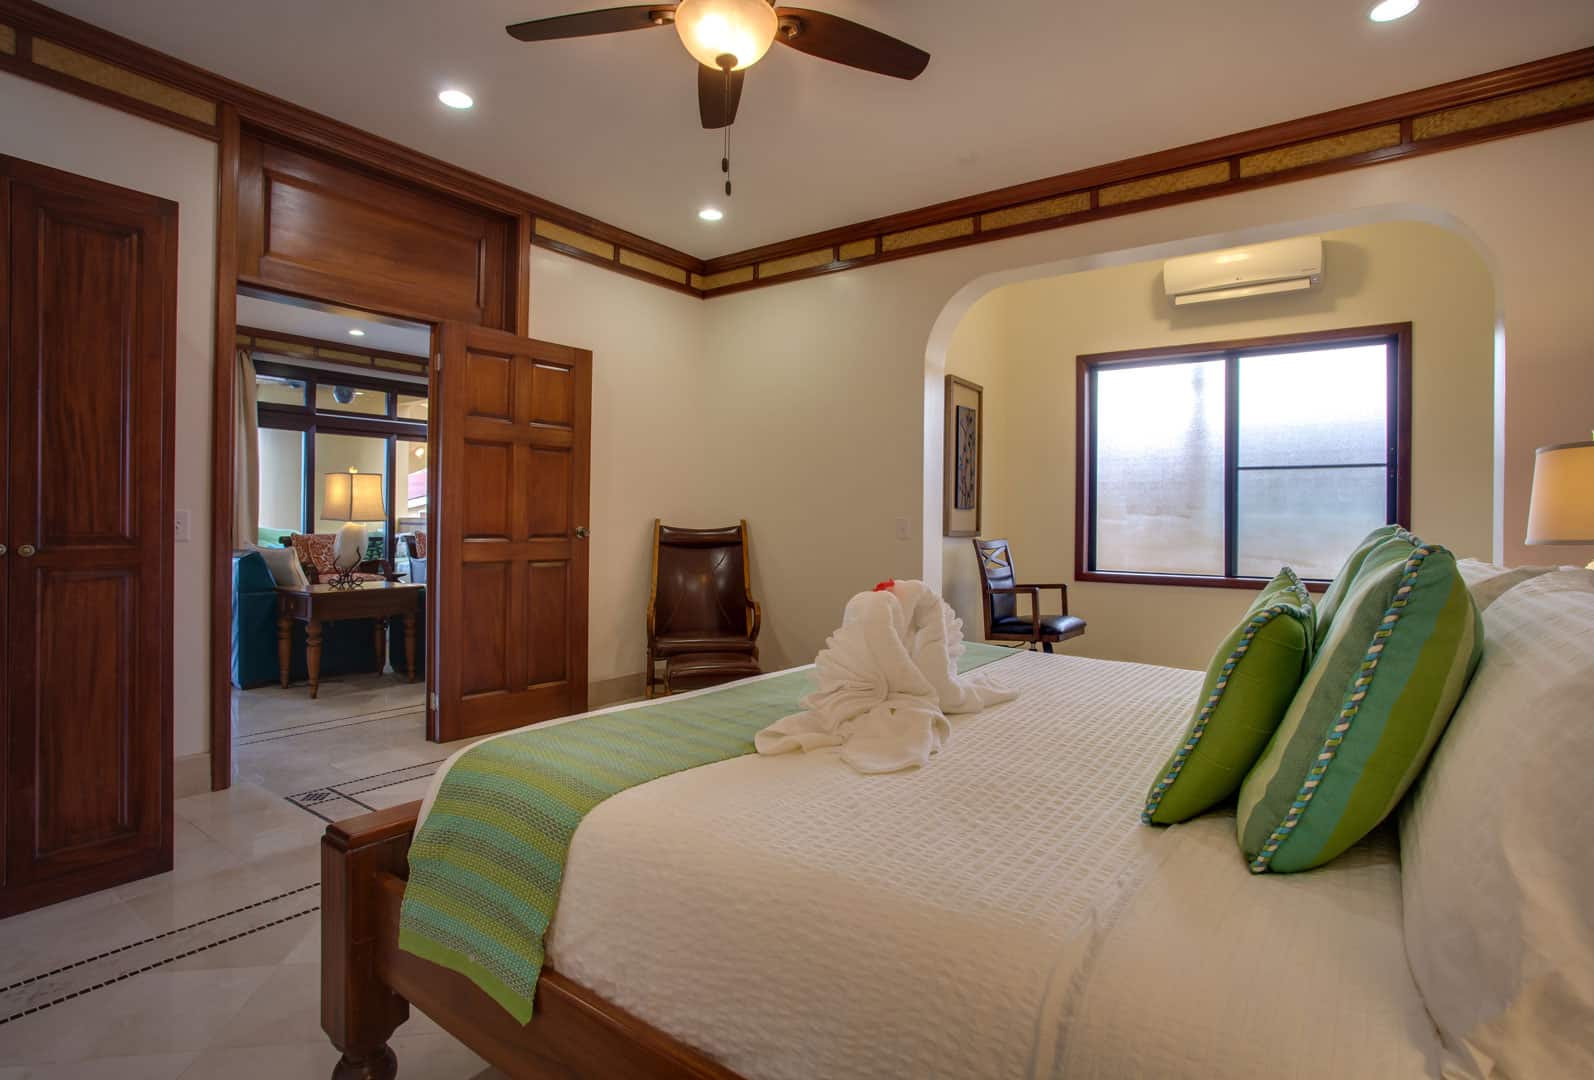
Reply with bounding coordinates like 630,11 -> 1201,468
505,1 -> 931,133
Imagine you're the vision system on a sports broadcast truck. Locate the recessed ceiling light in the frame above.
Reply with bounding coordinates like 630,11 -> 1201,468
699,207 -> 725,222
1368,0 -> 1419,22
348,329 -> 366,337
438,89 -> 474,110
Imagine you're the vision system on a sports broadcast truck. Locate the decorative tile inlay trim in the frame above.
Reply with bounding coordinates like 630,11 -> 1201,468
234,703 -> 424,747
619,248 -> 690,284
0,23 -> 15,56
882,218 -> 975,252
534,218 -> 615,261
1239,124 -> 1403,177
838,239 -> 877,261
759,248 -> 836,279
1413,75 -> 1594,139
1098,161 -> 1231,206
286,757 -> 446,821
0,884 -> 319,1024
979,191 -> 1092,231
30,38 -> 217,125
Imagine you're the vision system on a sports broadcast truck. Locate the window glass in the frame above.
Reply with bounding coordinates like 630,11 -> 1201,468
396,394 -> 429,421
1236,467 -> 1387,578
257,428 -> 305,537
394,438 -> 428,576
256,371 -> 306,407
315,383 -> 388,416
1238,345 -> 1389,467
1093,359 -> 1226,575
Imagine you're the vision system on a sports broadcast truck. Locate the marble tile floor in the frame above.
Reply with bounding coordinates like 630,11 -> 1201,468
0,679 -> 501,1078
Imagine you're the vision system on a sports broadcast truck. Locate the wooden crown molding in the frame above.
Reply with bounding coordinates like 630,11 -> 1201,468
0,0 -> 1590,300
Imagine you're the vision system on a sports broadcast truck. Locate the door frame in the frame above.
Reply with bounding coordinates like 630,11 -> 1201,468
207,110 -> 533,789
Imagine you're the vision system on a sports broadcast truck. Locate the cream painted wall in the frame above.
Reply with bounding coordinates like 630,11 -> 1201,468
0,72 -> 218,757
940,293 -> 1011,633
939,221 -> 1496,670
703,121 -> 1594,678
523,250 -> 710,688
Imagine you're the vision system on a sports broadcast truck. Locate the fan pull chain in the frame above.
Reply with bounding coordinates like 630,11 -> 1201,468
719,55 -> 734,197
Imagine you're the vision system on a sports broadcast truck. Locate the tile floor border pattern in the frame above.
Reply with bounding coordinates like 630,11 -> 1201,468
0,884 -> 320,1026
233,703 -> 425,748
284,758 -> 448,822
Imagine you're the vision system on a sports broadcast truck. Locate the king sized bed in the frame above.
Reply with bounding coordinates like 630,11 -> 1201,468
321,564 -> 1594,1080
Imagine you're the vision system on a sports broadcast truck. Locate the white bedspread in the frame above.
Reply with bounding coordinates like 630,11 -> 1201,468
419,649 -> 1441,1079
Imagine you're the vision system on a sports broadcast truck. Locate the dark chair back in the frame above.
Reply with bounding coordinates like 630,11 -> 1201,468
653,523 -> 751,638
973,538 -> 1018,624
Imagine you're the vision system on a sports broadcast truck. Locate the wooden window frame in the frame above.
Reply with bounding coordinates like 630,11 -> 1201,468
252,358 -> 427,550
1074,323 -> 1412,591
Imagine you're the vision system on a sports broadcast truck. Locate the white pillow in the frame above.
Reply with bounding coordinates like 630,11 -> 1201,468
1399,568 -> 1594,1078
1452,558 -> 1555,611
251,543 -> 307,588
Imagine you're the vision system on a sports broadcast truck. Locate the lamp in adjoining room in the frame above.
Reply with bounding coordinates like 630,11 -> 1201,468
1525,440 -> 1594,569
323,469 -> 386,587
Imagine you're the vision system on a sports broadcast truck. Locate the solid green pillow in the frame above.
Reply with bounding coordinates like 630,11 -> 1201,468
1142,567 -> 1315,825
1315,524 -> 1407,636
1238,535 -> 1482,873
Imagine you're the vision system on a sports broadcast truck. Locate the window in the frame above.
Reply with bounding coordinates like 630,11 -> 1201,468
252,359 -> 427,562
1077,325 -> 1410,587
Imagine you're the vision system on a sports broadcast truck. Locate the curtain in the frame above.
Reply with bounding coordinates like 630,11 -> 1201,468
233,347 -> 260,550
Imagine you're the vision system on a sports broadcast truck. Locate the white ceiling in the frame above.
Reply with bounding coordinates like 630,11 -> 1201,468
237,291 -> 433,356
41,1 -> 1594,258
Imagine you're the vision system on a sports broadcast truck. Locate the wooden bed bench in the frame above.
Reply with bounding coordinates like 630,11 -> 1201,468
321,802 -> 740,1080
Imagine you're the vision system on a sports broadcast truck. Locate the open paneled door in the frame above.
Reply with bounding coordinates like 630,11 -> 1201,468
428,323 -> 592,743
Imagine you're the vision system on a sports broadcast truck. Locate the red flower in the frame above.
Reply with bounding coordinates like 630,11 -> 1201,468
873,578 -> 896,593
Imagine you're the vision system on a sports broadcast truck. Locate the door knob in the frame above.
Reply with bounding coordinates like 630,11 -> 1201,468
0,543 -> 6,556
17,544 -> 36,557
574,526 -> 589,540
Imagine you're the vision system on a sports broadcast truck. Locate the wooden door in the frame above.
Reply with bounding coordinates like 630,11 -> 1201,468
429,323 -> 591,742
1,157 -> 176,916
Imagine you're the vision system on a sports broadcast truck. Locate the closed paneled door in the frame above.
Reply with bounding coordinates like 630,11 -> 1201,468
431,323 -> 591,742
1,157 -> 176,917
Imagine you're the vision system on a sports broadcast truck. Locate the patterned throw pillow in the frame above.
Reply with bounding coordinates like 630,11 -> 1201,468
290,532 -> 337,577
1238,534 -> 1482,873
1142,567 -> 1315,825
1314,523 -> 1405,636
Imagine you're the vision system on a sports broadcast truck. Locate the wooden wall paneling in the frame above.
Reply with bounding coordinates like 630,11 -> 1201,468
235,133 -> 517,330
1,155 -> 176,915
0,171 -> 9,883
515,212 -> 533,337
210,103 -> 239,791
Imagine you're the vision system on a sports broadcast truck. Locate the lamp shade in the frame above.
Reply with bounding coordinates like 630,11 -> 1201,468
674,0 -> 778,70
1525,441 -> 1594,544
323,470 -> 386,523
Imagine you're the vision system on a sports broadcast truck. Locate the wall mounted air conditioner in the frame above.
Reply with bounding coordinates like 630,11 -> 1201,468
1163,236 -> 1322,306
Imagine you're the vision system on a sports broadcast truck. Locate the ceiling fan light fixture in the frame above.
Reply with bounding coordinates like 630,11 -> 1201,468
674,0 -> 778,71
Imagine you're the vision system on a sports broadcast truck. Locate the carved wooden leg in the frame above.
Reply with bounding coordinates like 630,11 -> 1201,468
307,618 -> 324,699
1041,640 -> 1055,654
278,613 -> 293,688
402,613 -> 416,683
321,817 -> 410,1080
373,618 -> 387,676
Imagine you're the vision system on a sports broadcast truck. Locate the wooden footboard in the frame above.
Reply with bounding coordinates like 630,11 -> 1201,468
321,802 -> 741,1080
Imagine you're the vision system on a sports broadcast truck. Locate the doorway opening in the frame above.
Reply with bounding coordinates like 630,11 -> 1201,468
227,288 -> 444,814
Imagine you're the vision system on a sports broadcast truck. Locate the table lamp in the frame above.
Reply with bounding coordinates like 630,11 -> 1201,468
1525,440 -> 1594,569
322,469 -> 386,587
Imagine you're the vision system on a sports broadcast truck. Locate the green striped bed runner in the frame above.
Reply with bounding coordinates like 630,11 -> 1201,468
398,641 -> 1015,1023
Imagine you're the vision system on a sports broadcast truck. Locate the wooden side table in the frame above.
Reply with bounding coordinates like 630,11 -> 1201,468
276,581 -> 424,699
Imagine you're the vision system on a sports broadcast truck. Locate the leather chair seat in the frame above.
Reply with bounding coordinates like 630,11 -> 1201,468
991,614 -> 1087,639
653,633 -> 759,657
666,652 -> 762,693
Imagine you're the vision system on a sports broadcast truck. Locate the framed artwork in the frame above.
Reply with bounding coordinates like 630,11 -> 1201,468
943,375 -> 983,537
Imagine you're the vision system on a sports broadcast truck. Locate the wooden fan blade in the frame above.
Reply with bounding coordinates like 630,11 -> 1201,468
773,8 -> 929,80
698,63 -> 746,129
506,5 -> 675,42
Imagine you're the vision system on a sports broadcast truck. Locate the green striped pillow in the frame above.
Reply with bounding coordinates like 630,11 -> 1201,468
1315,524 -> 1406,636
1143,567 -> 1315,825
1237,535 -> 1482,873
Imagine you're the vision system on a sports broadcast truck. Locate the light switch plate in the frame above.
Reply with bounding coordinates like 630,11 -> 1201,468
174,509 -> 191,543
